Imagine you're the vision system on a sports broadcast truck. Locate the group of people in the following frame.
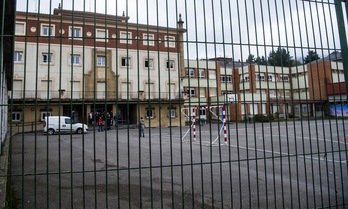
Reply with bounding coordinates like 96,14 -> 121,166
88,111 -> 145,137
88,111 -> 118,132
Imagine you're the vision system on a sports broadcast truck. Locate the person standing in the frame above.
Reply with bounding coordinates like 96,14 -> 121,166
89,112 -> 93,127
98,116 -> 103,132
106,112 -> 111,130
139,117 -> 145,137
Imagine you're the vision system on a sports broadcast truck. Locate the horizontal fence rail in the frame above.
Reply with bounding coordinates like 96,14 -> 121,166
1,0 -> 348,208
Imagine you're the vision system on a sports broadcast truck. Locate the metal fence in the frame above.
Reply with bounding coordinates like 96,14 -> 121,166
1,0 -> 348,208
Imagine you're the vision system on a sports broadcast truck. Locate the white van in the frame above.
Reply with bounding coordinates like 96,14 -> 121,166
43,116 -> 88,135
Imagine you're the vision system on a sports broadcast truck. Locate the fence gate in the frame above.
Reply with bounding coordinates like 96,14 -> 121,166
1,0 -> 348,208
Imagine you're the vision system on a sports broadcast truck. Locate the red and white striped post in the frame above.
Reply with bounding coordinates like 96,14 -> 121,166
222,106 -> 228,143
192,108 -> 196,141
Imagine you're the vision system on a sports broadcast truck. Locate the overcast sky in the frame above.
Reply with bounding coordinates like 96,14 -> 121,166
17,0 -> 347,62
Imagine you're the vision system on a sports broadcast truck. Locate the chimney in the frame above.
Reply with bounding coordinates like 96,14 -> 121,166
177,14 -> 185,79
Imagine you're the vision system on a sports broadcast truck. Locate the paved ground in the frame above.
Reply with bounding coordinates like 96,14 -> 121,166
7,119 -> 348,208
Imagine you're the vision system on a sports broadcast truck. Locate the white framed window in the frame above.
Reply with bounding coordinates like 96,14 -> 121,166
168,108 -> 176,118
164,35 -> 175,48
120,31 -> 132,44
167,60 -> 174,69
15,22 -> 26,35
209,87 -> 217,97
41,111 -> 52,121
187,88 -> 195,97
145,59 -> 153,68
69,26 -> 82,38
96,29 -> 108,41
41,24 -> 54,36
70,54 -> 81,65
14,51 -> 23,62
199,88 -> 206,97
256,73 -> 265,81
146,108 -> 155,119
121,57 -> 131,67
199,69 -> 205,78
186,68 -> 194,77
42,53 -> 53,63
143,34 -> 154,46
209,70 -> 216,80
268,73 -> 275,82
221,91 -> 233,95
97,55 -> 106,66
199,108 -> 206,118
280,75 -> 289,82
221,75 -> 232,83
12,111 -> 22,122
240,75 -> 249,82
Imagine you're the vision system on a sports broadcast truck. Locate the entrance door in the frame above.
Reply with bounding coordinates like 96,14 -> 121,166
117,105 -> 127,124
315,104 -> 323,118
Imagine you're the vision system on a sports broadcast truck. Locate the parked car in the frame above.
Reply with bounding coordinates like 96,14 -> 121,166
43,116 -> 88,135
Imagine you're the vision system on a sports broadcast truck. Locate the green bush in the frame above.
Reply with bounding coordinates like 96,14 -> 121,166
254,114 -> 270,122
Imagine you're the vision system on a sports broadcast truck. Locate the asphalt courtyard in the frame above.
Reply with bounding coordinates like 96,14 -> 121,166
8,119 -> 348,208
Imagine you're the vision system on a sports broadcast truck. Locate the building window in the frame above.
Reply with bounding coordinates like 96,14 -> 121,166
240,75 -> 249,82
120,31 -> 132,44
41,111 -> 52,121
199,108 -> 206,116
167,60 -> 174,69
42,53 -> 53,63
69,27 -> 82,38
268,74 -> 275,82
146,108 -> 155,119
41,24 -> 54,36
221,91 -> 233,95
209,70 -> 216,80
71,54 -> 81,65
256,73 -> 265,81
187,88 -> 195,97
280,75 -> 289,82
15,22 -> 25,35
186,68 -> 194,77
168,109 -> 176,118
199,88 -> 206,97
143,34 -> 154,46
164,36 -> 175,48
221,75 -> 232,83
12,111 -> 22,122
199,69 -> 205,78
145,59 -> 153,68
209,87 -> 217,97
121,57 -> 131,67
14,51 -> 23,62
97,55 -> 106,66
96,29 -> 108,41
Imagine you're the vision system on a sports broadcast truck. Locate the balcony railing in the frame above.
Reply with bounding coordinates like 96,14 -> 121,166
9,90 -> 182,100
